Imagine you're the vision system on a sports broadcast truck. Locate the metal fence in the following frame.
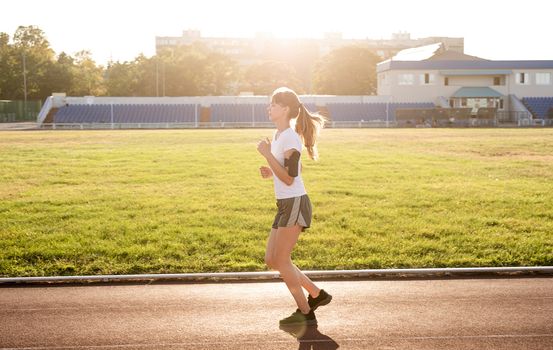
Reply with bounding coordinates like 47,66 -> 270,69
496,111 -> 530,123
36,119 -> 553,130
32,108 -> 553,130
0,100 -> 42,122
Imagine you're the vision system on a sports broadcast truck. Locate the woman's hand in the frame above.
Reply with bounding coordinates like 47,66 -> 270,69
259,166 -> 273,179
256,137 -> 272,158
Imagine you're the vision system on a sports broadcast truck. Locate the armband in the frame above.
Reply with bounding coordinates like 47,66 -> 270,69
284,150 -> 301,177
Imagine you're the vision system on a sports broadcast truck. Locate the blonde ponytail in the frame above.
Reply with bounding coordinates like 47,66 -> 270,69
271,87 -> 328,160
295,104 -> 327,160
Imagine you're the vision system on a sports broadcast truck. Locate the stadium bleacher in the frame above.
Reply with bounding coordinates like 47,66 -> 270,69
51,101 -> 450,126
326,103 -> 385,122
326,102 -> 434,122
210,103 -> 319,124
53,104 -> 198,124
303,103 -> 318,113
388,102 -> 435,122
211,104 -> 265,123
522,97 -> 553,119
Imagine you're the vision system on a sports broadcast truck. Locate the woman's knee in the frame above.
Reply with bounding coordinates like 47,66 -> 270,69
265,228 -> 278,269
273,255 -> 292,271
265,255 -> 276,270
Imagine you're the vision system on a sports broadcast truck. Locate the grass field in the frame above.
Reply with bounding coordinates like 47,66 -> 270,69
1,128 -> 552,277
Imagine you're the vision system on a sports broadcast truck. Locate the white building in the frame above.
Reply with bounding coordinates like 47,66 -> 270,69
377,43 -> 553,119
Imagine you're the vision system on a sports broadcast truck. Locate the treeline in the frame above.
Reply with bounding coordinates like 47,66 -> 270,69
0,26 -> 381,101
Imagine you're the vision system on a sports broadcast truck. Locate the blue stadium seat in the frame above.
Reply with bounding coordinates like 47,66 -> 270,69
53,103 -> 199,124
303,103 -> 318,113
522,97 -> 553,119
325,102 -> 434,122
211,103 -> 255,123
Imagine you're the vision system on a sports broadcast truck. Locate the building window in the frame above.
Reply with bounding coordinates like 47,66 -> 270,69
444,77 -> 449,86
461,98 -> 467,107
421,73 -> 435,85
499,98 -> 504,109
516,72 -> 530,85
493,77 -> 501,86
536,73 -> 551,85
398,73 -> 415,85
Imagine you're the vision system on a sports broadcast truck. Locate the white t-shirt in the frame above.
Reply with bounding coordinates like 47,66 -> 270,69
271,127 -> 307,199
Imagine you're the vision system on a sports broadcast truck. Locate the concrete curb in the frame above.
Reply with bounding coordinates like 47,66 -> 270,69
1,266 -> 552,285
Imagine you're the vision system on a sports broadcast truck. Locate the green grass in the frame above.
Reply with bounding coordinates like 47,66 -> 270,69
1,128 -> 552,277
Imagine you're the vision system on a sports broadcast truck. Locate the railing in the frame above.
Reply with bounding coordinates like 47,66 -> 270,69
36,96 -> 53,125
38,122 -> 275,130
496,110 -> 531,124
329,120 -> 393,128
0,113 -> 18,123
36,116 -> 553,130
38,120 -> 398,130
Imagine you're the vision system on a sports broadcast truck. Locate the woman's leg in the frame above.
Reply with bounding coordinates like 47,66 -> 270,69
265,228 -> 279,269
292,263 -> 320,298
266,227 -> 321,297
266,228 -> 321,298
274,224 -> 311,314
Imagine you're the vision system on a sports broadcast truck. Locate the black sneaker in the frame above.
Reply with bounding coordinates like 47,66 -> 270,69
279,308 -> 317,326
308,289 -> 332,311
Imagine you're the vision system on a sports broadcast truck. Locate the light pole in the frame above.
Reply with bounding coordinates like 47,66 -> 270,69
156,56 -> 159,97
162,60 -> 166,97
22,51 -> 27,119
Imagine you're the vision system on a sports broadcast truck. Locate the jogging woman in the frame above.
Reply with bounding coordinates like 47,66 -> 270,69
256,87 -> 332,326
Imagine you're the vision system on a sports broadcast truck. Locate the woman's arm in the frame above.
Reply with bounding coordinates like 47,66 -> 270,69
259,166 -> 273,178
264,151 -> 294,186
257,137 -> 295,186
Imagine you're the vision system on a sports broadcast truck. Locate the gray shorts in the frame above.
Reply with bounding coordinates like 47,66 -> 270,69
272,194 -> 312,232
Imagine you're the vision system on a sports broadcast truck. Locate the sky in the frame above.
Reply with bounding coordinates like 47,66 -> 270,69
2,0 -> 553,66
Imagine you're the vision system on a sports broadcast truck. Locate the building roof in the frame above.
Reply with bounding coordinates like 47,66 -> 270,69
451,87 -> 504,98
377,60 -> 553,72
378,44 -> 553,72
428,50 -> 487,61
439,70 -> 512,76
390,42 -> 443,61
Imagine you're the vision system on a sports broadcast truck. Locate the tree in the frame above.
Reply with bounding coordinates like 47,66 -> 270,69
155,44 -> 238,96
257,40 -> 319,94
1,25 -> 241,99
105,60 -> 140,96
203,51 -> 238,95
0,32 -> 12,98
130,54 -> 157,97
0,26 -> 57,100
71,50 -> 105,96
239,61 -> 303,95
313,45 -> 380,95
39,52 -> 75,97
159,46 -> 206,96
12,25 -> 53,53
